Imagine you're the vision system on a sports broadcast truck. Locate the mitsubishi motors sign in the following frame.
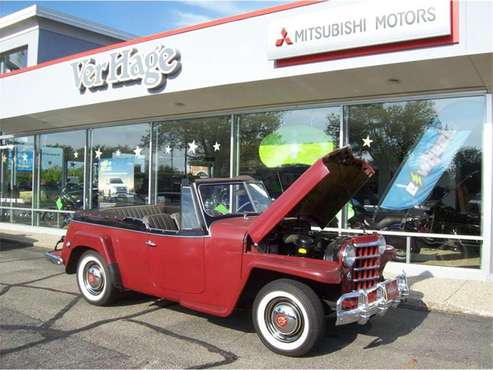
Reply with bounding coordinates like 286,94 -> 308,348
267,0 -> 455,64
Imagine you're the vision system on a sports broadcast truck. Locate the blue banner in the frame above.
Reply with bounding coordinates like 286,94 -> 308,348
7,145 -> 33,172
380,128 -> 470,210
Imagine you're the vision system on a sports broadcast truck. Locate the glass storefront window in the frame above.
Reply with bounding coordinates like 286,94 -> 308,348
410,237 -> 481,269
238,107 -> 341,199
346,96 -> 484,267
0,94 -> 487,273
91,124 -> 150,209
0,136 -> 34,212
37,131 -> 86,228
0,208 -> 32,225
155,117 -> 231,206
39,131 -> 85,210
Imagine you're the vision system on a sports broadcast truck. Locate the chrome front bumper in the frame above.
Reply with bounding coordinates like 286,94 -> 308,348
45,251 -> 63,265
336,272 -> 409,326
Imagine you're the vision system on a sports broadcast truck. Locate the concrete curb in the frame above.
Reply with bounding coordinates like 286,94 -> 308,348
402,295 -> 493,318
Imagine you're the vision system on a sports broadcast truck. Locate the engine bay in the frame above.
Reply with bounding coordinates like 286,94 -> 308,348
256,218 -> 348,261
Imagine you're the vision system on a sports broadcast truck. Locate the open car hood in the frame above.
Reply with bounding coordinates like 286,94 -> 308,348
248,147 -> 374,244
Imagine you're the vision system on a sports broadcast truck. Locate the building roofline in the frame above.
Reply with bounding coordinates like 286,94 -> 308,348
0,4 -> 136,41
0,0 -> 322,80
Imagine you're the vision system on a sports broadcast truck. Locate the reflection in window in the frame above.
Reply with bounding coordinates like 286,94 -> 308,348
238,107 -> 341,200
0,46 -> 27,73
91,124 -> 150,209
347,96 -> 484,267
154,117 -> 231,206
410,237 -> 481,269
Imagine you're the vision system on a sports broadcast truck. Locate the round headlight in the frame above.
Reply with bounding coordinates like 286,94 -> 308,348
377,235 -> 387,254
342,243 -> 356,267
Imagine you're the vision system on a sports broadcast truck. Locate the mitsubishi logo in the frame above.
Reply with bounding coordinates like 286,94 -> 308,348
275,28 -> 293,47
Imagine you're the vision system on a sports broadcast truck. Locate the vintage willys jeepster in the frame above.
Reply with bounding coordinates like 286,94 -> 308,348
47,147 -> 409,356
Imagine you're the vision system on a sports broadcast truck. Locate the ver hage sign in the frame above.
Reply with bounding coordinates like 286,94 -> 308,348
267,0 -> 452,61
72,45 -> 181,92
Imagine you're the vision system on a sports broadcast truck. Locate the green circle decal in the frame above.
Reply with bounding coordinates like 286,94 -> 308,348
259,126 -> 334,168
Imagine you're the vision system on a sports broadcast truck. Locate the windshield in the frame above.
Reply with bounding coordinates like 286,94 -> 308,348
198,181 -> 272,217
110,178 -> 124,184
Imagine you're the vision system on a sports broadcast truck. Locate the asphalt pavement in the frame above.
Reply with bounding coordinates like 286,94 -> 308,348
1,239 -> 492,369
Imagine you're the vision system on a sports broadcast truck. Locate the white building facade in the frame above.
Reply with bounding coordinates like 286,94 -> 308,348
0,0 -> 492,281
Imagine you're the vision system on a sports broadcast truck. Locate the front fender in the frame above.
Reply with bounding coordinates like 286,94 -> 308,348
243,253 -> 342,284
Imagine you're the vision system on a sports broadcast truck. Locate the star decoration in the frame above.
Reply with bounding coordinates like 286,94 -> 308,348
165,145 -> 172,154
188,140 -> 198,154
115,149 -> 121,156
133,146 -> 143,157
22,153 -> 28,162
213,142 -> 221,152
362,135 -> 373,148
94,148 -> 102,160
73,151 -> 79,159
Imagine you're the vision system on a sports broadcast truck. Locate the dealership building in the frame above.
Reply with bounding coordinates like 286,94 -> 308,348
0,0 -> 492,281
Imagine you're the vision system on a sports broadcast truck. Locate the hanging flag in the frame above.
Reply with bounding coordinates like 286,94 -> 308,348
380,128 -> 470,210
55,197 -> 64,210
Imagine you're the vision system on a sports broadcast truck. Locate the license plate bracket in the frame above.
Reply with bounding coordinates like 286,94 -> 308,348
385,280 -> 399,301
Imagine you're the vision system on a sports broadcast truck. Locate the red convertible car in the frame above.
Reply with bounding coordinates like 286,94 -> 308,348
47,147 -> 409,356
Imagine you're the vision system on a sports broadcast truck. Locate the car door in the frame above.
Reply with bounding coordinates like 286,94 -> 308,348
146,233 -> 206,294
146,187 -> 206,294
113,228 -> 156,295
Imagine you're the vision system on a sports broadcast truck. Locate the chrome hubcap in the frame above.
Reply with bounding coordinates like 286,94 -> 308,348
265,298 -> 304,343
84,262 -> 104,295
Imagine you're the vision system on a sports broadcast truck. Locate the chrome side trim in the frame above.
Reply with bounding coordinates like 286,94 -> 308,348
352,276 -> 380,283
336,272 -> 409,326
353,240 -> 380,248
353,265 -> 381,271
355,253 -> 380,260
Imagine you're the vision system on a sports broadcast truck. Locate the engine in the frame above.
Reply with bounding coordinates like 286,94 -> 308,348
257,218 -> 348,261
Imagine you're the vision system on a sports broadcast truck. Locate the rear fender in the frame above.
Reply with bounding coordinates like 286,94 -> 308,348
68,231 -> 116,265
64,231 -> 122,289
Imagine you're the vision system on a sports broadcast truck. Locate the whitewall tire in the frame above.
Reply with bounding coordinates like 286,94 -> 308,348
252,279 -> 326,357
76,250 -> 117,306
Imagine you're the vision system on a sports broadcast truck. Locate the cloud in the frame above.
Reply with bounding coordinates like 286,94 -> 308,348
179,1 -> 246,16
174,10 -> 213,27
172,1 -> 286,29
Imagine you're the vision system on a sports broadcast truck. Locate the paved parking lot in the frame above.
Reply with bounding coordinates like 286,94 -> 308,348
1,240 -> 492,369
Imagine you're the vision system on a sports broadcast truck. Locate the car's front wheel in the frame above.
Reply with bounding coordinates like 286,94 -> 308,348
252,279 -> 326,357
76,250 -> 118,306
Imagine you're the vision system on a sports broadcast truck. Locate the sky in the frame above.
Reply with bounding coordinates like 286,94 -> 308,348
0,1 -> 286,37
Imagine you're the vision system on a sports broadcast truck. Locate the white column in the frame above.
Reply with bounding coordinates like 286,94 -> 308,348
482,94 -> 493,281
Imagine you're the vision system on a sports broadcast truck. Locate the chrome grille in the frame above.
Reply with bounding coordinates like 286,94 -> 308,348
352,241 -> 381,291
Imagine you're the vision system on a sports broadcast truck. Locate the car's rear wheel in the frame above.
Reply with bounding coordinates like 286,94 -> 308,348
76,250 -> 118,306
252,279 -> 325,357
